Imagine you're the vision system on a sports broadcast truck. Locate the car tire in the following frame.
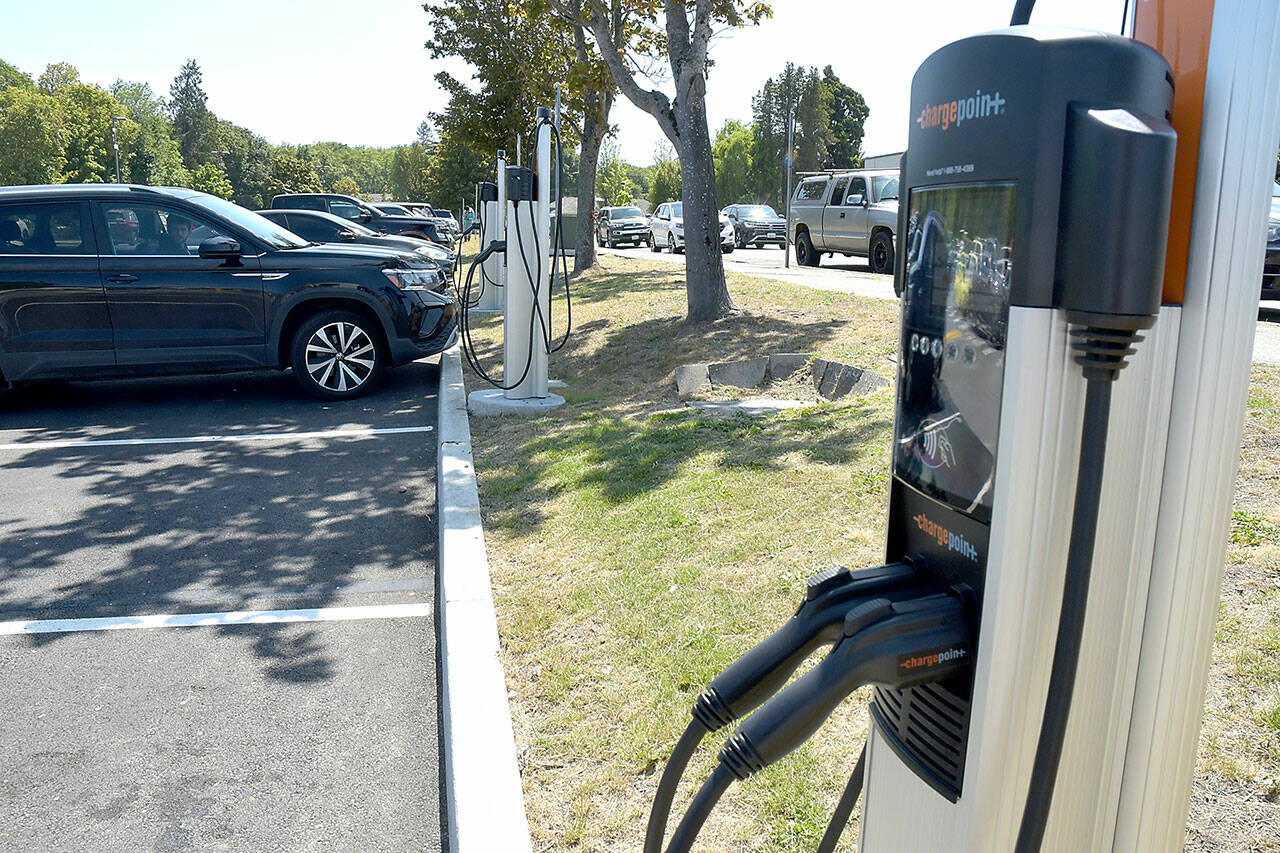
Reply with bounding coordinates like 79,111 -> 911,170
290,309 -> 385,400
598,231 -> 606,248
796,231 -> 820,267
669,233 -> 682,255
735,231 -> 745,250
650,232 -> 660,252
723,244 -> 734,254
870,231 -> 895,275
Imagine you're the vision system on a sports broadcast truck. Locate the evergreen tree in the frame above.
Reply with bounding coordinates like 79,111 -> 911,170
111,80 -> 188,186
169,59 -> 215,169
751,64 -> 831,205
822,66 -> 868,168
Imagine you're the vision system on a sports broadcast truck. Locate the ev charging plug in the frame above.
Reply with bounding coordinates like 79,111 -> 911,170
664,592 -> 971,853
644,560 -> 923,853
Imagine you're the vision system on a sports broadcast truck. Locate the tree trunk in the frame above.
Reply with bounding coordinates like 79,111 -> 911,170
673,85 -> 734,322
574,94 -> 610,274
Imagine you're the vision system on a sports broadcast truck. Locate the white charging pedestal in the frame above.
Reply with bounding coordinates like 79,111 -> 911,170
468,114 -> 565,417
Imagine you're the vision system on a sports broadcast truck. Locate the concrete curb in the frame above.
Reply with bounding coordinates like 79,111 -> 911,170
436,346 -> 533,853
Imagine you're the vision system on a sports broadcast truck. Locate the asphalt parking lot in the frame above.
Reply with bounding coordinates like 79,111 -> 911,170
0,364 -> 442,851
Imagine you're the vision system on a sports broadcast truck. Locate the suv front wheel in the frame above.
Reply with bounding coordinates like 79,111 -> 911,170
290,309 -> 385,400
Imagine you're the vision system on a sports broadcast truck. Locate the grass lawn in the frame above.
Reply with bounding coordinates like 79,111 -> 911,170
461,252 -> 1279,851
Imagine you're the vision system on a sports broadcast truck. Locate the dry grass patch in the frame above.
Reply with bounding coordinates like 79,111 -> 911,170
463,253 -> 1277,851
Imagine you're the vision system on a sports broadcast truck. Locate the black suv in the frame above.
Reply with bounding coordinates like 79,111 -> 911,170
595,206 -> 650,248
0,184 -> 456,400
270,193 -> 454,247
722,204 -> 787,249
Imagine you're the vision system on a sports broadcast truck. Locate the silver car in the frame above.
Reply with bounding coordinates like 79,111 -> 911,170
789,169 -> 899,273
648,201 -> 735,254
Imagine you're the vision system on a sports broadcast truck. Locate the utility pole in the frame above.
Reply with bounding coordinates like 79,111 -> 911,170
110,116 -> 126,183
784,105 -> 794,268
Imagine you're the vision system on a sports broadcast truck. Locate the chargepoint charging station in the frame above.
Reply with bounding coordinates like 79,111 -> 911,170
463,107 -> 569,415
642,2 -> 1280,850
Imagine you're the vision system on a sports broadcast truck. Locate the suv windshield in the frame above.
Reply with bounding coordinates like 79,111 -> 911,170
873,175 -> 899,201
189,194 -> 308,249
613,207 -> 643,218
740,205 -> 778,219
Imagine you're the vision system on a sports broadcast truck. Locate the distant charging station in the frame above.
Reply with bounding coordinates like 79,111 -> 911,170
461,107 -> 568,416
642,2 -> 1280,850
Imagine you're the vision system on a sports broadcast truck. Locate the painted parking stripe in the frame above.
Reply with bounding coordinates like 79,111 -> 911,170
0,425 -> 434,452
0,602 -> 431,636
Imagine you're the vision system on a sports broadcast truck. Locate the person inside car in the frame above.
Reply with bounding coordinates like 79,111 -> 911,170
158,214 -> 193,255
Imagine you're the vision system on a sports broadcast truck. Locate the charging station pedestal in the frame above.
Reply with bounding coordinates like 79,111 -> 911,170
475,198 -> 504,313
467,111 -> 566,417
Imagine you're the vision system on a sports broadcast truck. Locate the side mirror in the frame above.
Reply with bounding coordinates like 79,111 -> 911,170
198,235 -> 241,259
339,230 -> 358,242
847,193 -> 865,206
358,212 -> 373,223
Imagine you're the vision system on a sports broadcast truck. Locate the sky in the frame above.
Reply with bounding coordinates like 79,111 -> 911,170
0,0 -> 1126,165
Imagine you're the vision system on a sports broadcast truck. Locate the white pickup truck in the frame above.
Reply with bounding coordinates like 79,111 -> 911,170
788,169 -> 900,274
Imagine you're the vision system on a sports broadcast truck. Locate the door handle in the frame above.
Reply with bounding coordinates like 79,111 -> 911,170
839,212 -> 846,219
105,273 -> 140,283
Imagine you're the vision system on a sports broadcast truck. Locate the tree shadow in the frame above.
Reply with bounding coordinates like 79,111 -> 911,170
0,364 -> 440,684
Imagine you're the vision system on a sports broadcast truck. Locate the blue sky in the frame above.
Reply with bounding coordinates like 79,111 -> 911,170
0,0 -> 1124,163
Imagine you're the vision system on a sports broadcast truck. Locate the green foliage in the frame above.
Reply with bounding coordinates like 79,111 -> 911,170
422,130 -> 489,209
169,59 -> 215,169
268,151 -> 322,196
37,62 -> 80,94
822,65 -> 868,168
713,119 -> 754,205
597,142 -> 635,205
332,177 -> 361,197
390,142 -> 430,201
58,83 -> 137,183
649,147 -> 681,207
0,86 -> 67,184
111,79 -> 188,187
0,59 -> 34,91
212,119 -> 272,207
751,64 -> 831,206
190,162 -> 233,198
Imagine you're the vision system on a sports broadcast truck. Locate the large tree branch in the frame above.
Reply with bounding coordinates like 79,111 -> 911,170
663,0 -> 693,85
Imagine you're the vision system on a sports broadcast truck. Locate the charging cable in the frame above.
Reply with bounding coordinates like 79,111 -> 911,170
665,593 -> 972,853
644,561 -> 922,853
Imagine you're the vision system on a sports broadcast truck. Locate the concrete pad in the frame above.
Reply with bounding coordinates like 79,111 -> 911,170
769,353 -> 811,381
467,389 -> 565,416
688,398 -> 807,417
709,357 -> 768,389
675,363 -> 711,397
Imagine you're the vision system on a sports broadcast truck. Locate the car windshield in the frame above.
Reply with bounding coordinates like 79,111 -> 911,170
614,207 -> 643,218
873,175 -> 900,201
670,202 -> 683,217
187,194 -> 308,249
740,205 -> 778,219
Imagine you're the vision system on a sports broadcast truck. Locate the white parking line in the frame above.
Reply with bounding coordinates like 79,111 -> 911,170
0,602 -> 432,636
0,425 -> 434,452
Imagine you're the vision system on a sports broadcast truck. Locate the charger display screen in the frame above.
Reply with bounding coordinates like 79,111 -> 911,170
893,182 -> 1015,523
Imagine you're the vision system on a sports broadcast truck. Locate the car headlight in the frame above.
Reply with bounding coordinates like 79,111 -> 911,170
383,267 -> 443,290
1268,221 -> 1280,243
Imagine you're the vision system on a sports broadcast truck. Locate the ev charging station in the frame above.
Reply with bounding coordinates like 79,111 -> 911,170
642,1 -> 1280,850
462,107 -> 568,415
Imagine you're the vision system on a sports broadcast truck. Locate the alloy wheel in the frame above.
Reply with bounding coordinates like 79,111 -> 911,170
304,321 -> 376,394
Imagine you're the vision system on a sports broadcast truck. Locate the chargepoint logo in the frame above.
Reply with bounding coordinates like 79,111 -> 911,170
916,89 -> 1007,131
912,512 -> 980,562
899,646 -> 968,673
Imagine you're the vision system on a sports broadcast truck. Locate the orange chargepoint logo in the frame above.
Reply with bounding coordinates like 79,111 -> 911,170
899,646 -> 968,672
912,512 -> 979,562
916,89 -> 1006,131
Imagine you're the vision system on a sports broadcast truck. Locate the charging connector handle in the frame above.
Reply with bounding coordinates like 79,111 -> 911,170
695,561 -> 918,729
719,594 -> 970,780
645,561 -> 920,853
664,594 -> 971,853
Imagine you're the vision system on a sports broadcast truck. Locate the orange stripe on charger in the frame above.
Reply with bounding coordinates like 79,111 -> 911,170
1134,0 -> 1215,306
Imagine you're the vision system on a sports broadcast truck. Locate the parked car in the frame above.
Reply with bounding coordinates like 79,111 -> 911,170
648,202 -> 735,254
270,193 -> 455,247
722,204 -> 787,249
789,169 -> 899,273
1263,180 -> 1280,300
596,206 -> 650,248
257,208 -> 455,277
0,184 -> 456,399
